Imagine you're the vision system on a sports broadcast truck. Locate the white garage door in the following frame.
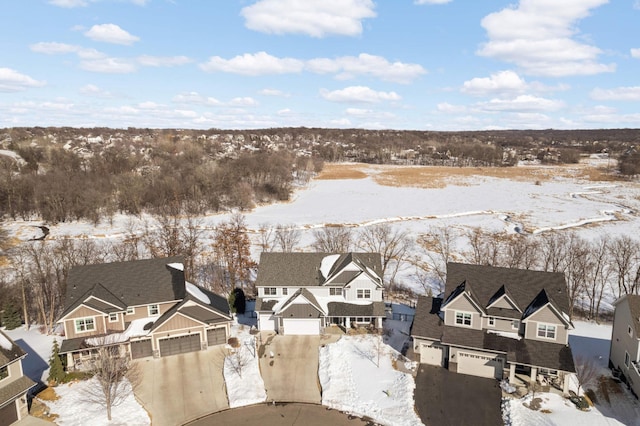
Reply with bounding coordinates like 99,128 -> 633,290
283,318 -> 321,335
259,313 -> 276,331
420,342 -> 445,366
457,351 -> 503,379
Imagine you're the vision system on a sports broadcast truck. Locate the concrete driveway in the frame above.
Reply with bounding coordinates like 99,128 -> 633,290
134,346 -> 229,426
259,334 -> 339,404
414,365 -> 502,426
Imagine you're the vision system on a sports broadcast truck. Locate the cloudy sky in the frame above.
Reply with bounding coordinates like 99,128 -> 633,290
1,0 -> 639,130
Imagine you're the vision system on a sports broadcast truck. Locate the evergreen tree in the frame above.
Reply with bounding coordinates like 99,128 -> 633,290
1,301 -> 22,330
232,287 -> 246,315
48,340 -> 65,385
228,291 -> 237,314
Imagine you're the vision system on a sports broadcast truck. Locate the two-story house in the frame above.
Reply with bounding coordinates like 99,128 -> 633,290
0,330 -> 36,426
609,294 -> 640,398
58,257 -> 232,369
255,252 -> 385,335
411,262 -> 575,394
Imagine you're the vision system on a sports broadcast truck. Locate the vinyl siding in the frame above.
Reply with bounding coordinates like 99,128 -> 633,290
611,301 -> 640,378
444,295 -> 482,330
344,276 -> 382,302
483,317 -> 516,332
64,306 -> 106,339
525,305 -> 568,344
124,301 -> 177,322
491,297 -> 516,310
153,313 -> 203,334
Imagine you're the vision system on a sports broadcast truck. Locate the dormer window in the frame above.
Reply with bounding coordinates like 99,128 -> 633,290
75,317 -> 96,333
264,288 -> 277,296
455,312 -> 472,327
537,323 -> 556,339
357,289 -> 371,299
330,287 -> 343,296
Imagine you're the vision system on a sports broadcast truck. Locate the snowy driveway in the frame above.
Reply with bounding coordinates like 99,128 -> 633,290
259,334 -> 339,403
134,346 -> 229,426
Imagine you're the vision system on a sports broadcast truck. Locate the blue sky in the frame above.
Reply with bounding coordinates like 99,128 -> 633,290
1,0 -> 639,130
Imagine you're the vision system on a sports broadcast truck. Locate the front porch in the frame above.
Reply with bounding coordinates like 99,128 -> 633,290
507,362 -> 571,396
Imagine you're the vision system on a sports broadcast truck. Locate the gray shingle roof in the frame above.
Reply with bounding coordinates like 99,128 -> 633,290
445,263 -> 570,317
0,375 -> 36,406
63,257 -> 186,315
327,301 -> 385,317
255,252 -> 382,287
0,330 -> 26,368
410,296 -> 445,341
255,298 -> 277,311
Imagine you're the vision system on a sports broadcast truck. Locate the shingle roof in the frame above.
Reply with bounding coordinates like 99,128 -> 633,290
410,296 -> 445,341
151,290 -> 231,332
327,301 -> 385,317
63,257 -> 186,315
445,263 -> 570,317
255,252 -> 382,287
255,298 -> 277,311
0,375 -> 36,406
0,330 -> 26,368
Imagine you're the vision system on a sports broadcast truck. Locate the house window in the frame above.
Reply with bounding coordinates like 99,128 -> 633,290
512,320 -> 520,330
108,313 -> 118,323
0,365 -> 8,381
625,351 -> 630,368
126,307 -> 134,315
629,325 -> 633,337
357,289 -> 371,299
330,287 -> 342,296
282,288 -> 288,295
264,287 -> 277,296
537,324 -> 556,339
488,317 -> 495,327
74,317 -> 96,333
148,304 -> 160,316
455,312 -> 472,327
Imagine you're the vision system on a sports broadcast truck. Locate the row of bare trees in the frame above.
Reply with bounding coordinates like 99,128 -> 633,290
415,227 -> 640,321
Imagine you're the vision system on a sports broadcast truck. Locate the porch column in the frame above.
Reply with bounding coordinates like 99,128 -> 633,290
345,317 -> 351,328
530,367 -> 538,383
377,317 -> 382,328
66,353 -> 74,370
509,363 -> 516,384
563,373 -> 571,395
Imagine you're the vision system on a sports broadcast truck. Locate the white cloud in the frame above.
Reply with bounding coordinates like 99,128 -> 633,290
277,108 -> 292,115
345,108 -> 372,116
0,68 -> 46,92
631,48 -> 640,58
462,70 -> 527,97
172,92 -> 222,106
320,86 -> 401,103
241,0 -> 376,37
200,52 -> 304,75
306,53 -> 426,83
84,24 -> 140,45
229,97 -> 259,107
330,118 -> 352,126
478,0 -> 615,76
259,88 -> 290,97
137,55 -> 191,67
590,86 -> 640,101
437,102 -> 467,113
415,0 -> 452,4
30,42 -> 105,59
80,58 -> 137,73
79,84 -> 113,98
477,95 -> 564,112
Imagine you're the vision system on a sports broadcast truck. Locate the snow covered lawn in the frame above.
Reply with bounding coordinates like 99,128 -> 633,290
223,324 -> 267,408
45,378 -> 150,426
319,334 -> 423,426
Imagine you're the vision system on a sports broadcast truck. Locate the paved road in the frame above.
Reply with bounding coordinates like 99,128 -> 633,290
186,403 -> 372,426
134,347 -> 229,426
414,364 -> 502,426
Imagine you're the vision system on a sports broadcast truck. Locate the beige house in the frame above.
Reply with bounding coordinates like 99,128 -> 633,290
609,294 -> 640,398
411,262 -> 575,394
0,330 -> 35,426
255,252 -> 385,335
58,257 -> 232,368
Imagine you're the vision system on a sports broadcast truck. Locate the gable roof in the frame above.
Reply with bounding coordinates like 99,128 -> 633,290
275,288 -> 326,316
444,263 -> 570,319
522,289 -> 572,326
255,252 -> 382,288
63,257 -> 186,314
442,280 -> 485,315
0,330 -> 26,368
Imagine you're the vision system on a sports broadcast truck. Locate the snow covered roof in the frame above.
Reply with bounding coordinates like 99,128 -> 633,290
0,330 -> 27,367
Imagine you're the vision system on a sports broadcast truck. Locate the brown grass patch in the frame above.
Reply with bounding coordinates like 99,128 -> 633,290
30,399 -> 58,422
36,387 -> 59,402
313,162 -> 621,189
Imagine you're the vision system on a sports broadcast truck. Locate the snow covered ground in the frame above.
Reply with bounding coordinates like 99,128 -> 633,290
224,323 -> 267,408
4,325 -> 58,383
504,321 -> 640,426
319,334 -> 422,426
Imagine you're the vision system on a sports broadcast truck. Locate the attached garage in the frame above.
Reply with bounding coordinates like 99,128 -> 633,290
159,334 -> 201,357
207,327 -> 227,346
282,318 -> 321,335
130,339 -> 153,359
418,341 -> 446,366
258,313 -> 276,332
0,402 -> 18,426
457,351 -> 503,379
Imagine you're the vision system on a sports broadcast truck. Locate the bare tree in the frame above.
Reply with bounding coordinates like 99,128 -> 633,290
415,226 -> 457,293
86,344 -> 141,421
274,224 -> 301,252
609,236 -> 640,297
312,226 -> 353,252
574,355 -> 600,396
225,344 -> 253,379
584,236 -> 612,322
257,223 -> 276,252
357,224 -> 412,288
212,213 -> 255,293
141,213 -> 203,273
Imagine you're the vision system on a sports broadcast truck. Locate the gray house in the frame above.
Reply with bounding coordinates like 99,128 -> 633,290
609,294 -> 640,397
411,262 -> 575,394
0,330 -> 35,426
58,257 -> 232,368
255,252 -> 385,335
